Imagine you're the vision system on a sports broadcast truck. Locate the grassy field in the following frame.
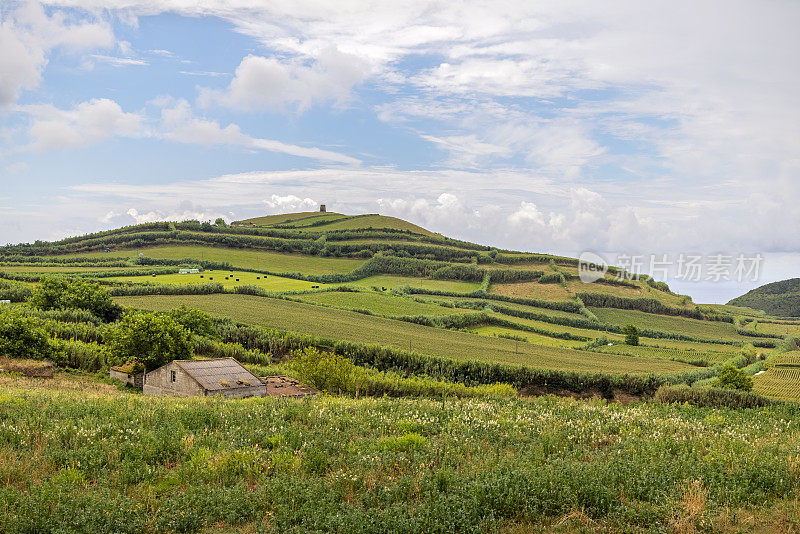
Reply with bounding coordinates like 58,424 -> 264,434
412,295 -> 586,320
295,291 -> 464,316
234,211 -> 347,226
107,270 -> 325,291
488,313 -> 625,342
114,294 -> 694,374
742,321 -> 800,337
591,308 -> 761,343
0,265 -> 151,273
301,214 -> 436,235
56,246 -> 367,275
591,343 -> 732,365
347,274 -> 480,292
471,326 -> 586,348
2,374 -> 800,534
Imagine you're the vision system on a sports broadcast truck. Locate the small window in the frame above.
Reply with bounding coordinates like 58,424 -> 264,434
171,370 -> 176,383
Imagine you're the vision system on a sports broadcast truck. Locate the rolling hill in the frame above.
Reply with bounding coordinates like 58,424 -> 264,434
728,278 -> 800,317
0,210 -> 795,402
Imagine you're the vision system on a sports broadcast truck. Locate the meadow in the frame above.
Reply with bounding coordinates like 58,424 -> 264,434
114,293 -> 695,374
107,270 -> 324,291
1,374 -> 799,533
295,290 -> 465,316
591,308 -> 761,343
58,246 -> 368,275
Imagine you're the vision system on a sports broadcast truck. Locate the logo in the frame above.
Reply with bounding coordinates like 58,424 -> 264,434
578,251 -> 608,283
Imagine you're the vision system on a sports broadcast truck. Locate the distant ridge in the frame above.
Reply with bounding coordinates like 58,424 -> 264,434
728,278 -> 800,317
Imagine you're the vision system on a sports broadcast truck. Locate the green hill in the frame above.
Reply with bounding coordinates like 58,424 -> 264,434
728,278 -> 800,317
0,210 -> 792,400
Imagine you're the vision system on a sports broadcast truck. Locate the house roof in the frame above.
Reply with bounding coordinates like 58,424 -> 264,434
173,358 -> 261,392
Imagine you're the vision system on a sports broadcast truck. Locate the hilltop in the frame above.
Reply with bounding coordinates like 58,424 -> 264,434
728,278 -> 800,317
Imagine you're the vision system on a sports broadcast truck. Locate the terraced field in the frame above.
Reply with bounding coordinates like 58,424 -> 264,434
58,246 -> 367,274
107,270 -> 324,291
591,343 -> 731,365
347,275 -> 480,292
114,293 -> 695,374
590,308 -> 761,342
471,326 -> 585,348
754,352 -> 800,401
295,291 -> 465,316
412,295 -> 585,320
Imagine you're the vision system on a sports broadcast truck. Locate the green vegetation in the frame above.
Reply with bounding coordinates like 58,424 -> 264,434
295,290 -> 464,316
728,277 -> 800,317
114,293 -> 697,375
106,311 -> 193,371
107,269 -> 325,291
2,375 -> 800,533
30,277 -> 121,322
653,384 -> 776,409
288,346 -> 516,399
715,363 -> 754,391
0,308 -> 54,360
623,324 -> 640,346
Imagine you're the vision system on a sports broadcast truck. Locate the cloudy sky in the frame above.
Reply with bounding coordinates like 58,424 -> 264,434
1,0 -> 798,302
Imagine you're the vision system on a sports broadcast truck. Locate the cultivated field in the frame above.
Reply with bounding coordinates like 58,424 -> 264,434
114,293 -> 695,374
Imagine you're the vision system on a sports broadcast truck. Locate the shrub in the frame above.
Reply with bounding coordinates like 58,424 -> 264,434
168,305 -> 218,338
715,363 -> 754,391
30,277 -> 121,321
289,346 -> 354,394
654,384 -> 773,409
622,324 -> 639,346
0,309 -> 54,360
106,311 -> 193,371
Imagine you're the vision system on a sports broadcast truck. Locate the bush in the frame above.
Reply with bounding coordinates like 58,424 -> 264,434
289,346 -> 354,394
715,363 -> 754,391
654,384 -> 773,409
106,311 -> 193,371
0,309 -> 54,360
622,324 -> 639,346
30,277 -> 121,321
168,305 -> 218,338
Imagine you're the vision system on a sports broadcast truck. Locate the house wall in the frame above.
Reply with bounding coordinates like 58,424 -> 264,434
212,384 -> 266,398
109,369 -> 143,388
143,363 -> 204,397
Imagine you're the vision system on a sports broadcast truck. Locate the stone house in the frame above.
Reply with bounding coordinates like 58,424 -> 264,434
143,358 -> 266,398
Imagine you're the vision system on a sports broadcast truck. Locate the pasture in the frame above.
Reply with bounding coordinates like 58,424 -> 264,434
56,246 -> 367,275
590,308 -> 760,343
113,293 -> 695,374
347,274 -> 480,292
295,290 -> 463,316
106,270 -> 323,291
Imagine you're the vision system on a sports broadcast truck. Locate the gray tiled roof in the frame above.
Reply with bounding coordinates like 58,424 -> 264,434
174,358 -> 260,391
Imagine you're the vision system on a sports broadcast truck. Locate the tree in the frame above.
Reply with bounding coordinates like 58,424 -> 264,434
622,324 -> 639,346
214,218 -> 227,227
107,312 -> 193,371
30,277 -> 121,322
716,364 -> 754,391
168,305 -> 217,338
0,310 -> 54,360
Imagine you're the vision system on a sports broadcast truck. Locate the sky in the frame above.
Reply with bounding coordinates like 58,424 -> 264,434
0,0 -> 798,303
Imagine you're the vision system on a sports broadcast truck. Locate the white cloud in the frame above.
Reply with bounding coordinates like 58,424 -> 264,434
199,48 -> 370,112
23,98 -> 145,150
158,99 -> 360,164
0,2 -> 113,107
264,194 -> 317,212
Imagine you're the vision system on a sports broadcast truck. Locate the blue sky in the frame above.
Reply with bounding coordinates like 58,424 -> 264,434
1,0 -> 798,303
